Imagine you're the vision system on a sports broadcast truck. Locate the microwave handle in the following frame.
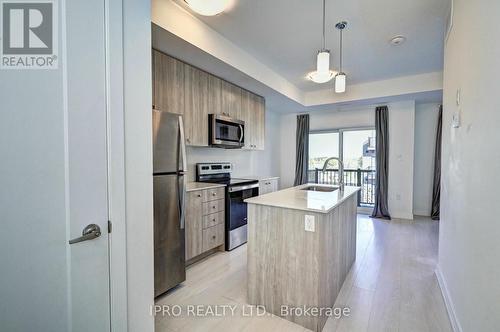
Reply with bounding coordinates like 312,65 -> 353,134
239,124 -> 243,143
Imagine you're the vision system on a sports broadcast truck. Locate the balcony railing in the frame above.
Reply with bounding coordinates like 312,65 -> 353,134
307,168 -> 376,207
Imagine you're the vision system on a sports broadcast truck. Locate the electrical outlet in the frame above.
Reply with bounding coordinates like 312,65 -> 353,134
452,110 -> 461,128
304,215 -> 315,232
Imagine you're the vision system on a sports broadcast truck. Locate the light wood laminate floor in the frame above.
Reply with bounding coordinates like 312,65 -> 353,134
155,215 -> 452,332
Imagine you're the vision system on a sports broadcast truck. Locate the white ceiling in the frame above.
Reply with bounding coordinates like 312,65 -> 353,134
175,0 -> 449,92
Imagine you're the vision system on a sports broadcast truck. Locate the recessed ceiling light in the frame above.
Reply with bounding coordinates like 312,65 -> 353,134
184,0 -> 230,16
389,35 -> 407,46
307,70 -> 336,84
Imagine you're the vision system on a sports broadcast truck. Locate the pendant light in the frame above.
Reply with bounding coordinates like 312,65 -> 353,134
335,21 -> 347,93
308,0 -> 334,83
317,0 -> 330,73
184,0 -> 230,16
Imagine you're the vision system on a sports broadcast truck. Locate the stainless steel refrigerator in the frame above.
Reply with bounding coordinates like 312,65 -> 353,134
153,110 -> 187,297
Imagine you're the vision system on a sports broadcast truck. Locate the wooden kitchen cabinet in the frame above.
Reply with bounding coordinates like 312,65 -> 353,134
240,89 -> 254,149
259,177 -> 279,195
185,191 -> 203,260
253,94 -> 266,150
208,75 -> 222,115
184,65 -> 209,146
185,187 -> 225,263
152,49 -> 184,115
241,89 -> 265,150
221,80 -> 242,119
152,49 -> 265,149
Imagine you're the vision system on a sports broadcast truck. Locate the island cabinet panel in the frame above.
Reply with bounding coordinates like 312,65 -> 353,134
247,194 -> 358,332
152,49 -> 184,115
184,65 -> 209,146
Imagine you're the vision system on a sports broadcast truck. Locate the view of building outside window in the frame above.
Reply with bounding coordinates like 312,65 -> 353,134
342,129 -> 376,170
308,130 -> 375,171
308,132 -> 339,170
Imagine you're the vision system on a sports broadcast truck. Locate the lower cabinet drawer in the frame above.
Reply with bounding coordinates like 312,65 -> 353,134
202,223 -> 224,252
202,199 -> 225,215
203,187 -> 225,202
203,211 -> 224,229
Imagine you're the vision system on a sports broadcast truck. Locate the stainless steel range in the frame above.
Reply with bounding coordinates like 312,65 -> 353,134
196,163 -> 259,250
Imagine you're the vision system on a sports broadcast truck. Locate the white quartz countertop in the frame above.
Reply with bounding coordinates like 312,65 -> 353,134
186,182 -> 226,192
239,175 -> 280,181
244,183 -> 360,213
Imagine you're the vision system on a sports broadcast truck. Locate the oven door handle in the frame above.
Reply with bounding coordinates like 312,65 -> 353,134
238,124 -> 243,143
229,183 -> 259,192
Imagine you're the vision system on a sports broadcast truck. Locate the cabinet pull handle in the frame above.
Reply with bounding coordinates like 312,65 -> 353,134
197,194 -> 201,197
212,235 -> 216,239
212,192 -> 216,196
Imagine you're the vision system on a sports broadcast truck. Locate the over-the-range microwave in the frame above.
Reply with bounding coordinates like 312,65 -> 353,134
209,114 -> 245,149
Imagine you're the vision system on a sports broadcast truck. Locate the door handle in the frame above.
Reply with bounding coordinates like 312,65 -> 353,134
69,224 -> 101,244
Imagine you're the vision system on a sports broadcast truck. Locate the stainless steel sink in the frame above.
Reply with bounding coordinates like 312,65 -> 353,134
301,186 -> 338,192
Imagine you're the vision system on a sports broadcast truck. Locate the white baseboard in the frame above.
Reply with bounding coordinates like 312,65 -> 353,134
357,206 -> 372,215
391,212 -> 414,220
413,210 -> 431,217
435,265 -> 462,332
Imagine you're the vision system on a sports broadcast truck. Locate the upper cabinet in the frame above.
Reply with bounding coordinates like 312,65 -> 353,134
152,49 -> 184,115
184,65 -> 209,146
221,80 -> 242,120
152,49 -> 265,150
241,90 -> 265,150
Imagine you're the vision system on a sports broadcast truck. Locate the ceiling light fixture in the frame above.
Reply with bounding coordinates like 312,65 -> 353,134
389,35 -> 407,46
308,0 -> 333,83
307,70 -> 336,84
184,0 -> 230,16
334,21 -> 347,93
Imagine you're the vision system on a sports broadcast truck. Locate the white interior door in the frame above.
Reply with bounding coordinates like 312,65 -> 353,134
66,0 -> 110,330
0,0 -> 111,330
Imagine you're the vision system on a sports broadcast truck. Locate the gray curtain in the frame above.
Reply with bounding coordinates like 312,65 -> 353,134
294,114 -> 310,186
371,106 -> 391,220
431,105 -> 443,220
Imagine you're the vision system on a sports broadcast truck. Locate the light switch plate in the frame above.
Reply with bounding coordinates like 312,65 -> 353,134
305,215 -> 315,232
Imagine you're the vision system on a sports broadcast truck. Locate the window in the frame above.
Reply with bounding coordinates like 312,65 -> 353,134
308,132 -> 339,170
342,129 -> 376,170
308,128 -> 376,206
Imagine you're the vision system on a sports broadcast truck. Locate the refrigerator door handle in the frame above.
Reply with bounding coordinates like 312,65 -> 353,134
178,116 -> 188,172
177,173 -> 186,230
178,115 -> 187,230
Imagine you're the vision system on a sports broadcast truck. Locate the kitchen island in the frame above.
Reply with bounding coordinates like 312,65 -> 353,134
245,184 -> 360,332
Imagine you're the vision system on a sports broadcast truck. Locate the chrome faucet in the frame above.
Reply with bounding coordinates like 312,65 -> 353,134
322,157 -> 345,192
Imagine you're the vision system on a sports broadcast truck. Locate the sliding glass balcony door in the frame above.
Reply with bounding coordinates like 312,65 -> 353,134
308,128 -> 376,207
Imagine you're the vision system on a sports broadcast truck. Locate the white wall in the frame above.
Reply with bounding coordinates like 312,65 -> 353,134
437,0 -> 500,331
187,110 -> 280,181
387,101 -> 415,220
413,103 -> 441,216
279,101 -> 415,219
123,0 -> 154,330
